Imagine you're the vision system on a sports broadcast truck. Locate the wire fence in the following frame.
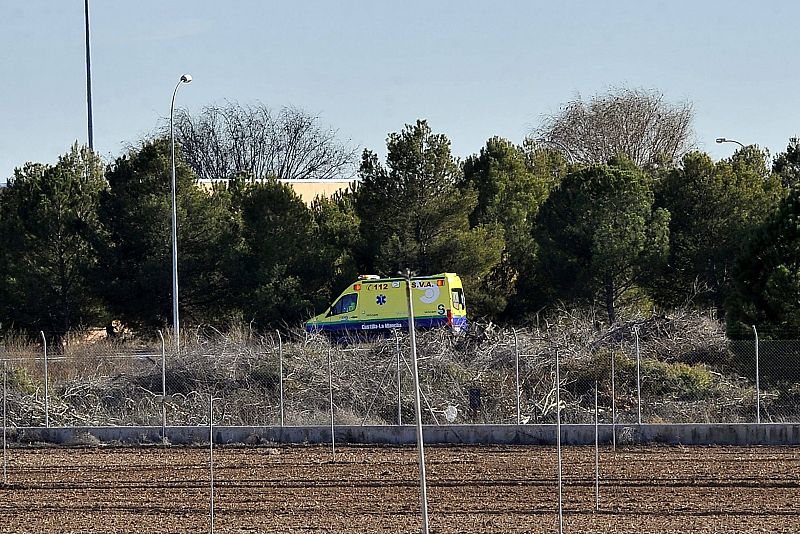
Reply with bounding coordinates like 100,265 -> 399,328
1,315 -> 799,430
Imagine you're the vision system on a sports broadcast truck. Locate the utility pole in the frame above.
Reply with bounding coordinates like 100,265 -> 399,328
84,0 -> 94,150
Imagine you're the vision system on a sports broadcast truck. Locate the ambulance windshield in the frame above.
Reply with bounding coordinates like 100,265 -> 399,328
329,293 -> 358,316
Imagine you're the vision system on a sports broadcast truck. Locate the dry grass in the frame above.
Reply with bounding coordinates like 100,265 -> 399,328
0,307 -> 789,427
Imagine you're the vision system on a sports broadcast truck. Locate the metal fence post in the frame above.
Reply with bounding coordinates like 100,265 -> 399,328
634,325 -> 641,425
752,325 -> 760,424
3,360 -> 7,486
594,379 -> 599,512
158,330 -> 167,443
555,349 -> 563,534
328,346 -> 335,462
277,330 -> 284,427
209,395 -> 215,534
402,269 -> 429,534
41,331 -> 49,428
513,328 -> 520,425
611,346 -> 616,451
396,331 -> 402,426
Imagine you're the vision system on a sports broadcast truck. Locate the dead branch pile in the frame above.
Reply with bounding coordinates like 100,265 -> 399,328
0,308 -> 792,427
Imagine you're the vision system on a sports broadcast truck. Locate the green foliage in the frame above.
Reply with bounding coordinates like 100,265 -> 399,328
571,350 -> 714,400
772,138 -> 800,189
460,137 -> 565,318
0,144 -> 106,338
655,149 -> 783,311
727,184 -> 800,347
6,120 -> 796,345
354,120 -> 503,317
96,139 -> 235,332
640,359 -> 714,399
229,178 -> 325,326
532,158 -> 669,323
309,192 -> 361,308
462,137 -> 561,231
5,366 -> 37,395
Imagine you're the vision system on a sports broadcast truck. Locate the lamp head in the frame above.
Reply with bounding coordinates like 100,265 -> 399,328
180,74 -> 193,83
715,138 -> 726,144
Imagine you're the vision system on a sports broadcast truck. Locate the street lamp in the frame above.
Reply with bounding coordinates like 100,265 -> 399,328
715,137 -> 745,149
170,73 -> 192,350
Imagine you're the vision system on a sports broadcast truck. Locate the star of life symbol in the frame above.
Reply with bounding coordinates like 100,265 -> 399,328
376,294 -> 387,305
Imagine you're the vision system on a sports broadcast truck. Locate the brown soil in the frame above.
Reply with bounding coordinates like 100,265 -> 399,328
0,445 -> 798,533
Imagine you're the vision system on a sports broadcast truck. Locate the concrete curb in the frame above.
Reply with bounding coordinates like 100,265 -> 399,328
6,424 -> 800,446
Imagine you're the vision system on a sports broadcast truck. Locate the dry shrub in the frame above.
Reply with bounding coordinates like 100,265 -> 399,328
0,307 -> 788,427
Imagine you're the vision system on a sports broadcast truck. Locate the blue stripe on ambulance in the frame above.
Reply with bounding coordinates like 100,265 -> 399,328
306,316 -> 467,333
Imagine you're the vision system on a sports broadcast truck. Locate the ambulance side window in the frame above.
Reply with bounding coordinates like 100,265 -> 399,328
328,293 -> 358,316
451,288 -> 465,310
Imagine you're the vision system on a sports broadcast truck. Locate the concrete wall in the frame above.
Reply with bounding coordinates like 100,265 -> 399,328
8,424 -> 800,447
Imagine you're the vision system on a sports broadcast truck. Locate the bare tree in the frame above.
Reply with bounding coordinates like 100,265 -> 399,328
534,87 -> 695,168
172,102 -> 357,180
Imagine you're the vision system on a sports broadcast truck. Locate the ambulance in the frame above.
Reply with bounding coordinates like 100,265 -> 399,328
305,273 -> 467,335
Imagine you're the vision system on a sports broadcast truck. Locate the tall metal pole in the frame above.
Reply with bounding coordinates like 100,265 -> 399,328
169,74 -> 192,351
752,325 -> 760,424
402,269 -> 429,534
84,0 -> 94,151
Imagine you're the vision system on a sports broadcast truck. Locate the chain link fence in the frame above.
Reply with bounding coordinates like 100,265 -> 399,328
1,313 -> 799,430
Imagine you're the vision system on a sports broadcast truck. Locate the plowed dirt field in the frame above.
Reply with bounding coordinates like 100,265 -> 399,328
0,445 -> 798,532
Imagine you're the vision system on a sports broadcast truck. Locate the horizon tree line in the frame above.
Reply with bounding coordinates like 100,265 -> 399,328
0,88 -> 798,352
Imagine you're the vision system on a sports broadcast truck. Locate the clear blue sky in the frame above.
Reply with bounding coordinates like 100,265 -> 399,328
2,1 -> 799,185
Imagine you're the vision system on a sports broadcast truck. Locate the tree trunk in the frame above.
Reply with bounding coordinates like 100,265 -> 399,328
605,274 -> 616,325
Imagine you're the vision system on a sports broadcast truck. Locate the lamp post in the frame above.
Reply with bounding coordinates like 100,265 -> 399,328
715,137 -> 745,149
84,0 -> 93,151
170,74 -> 192,350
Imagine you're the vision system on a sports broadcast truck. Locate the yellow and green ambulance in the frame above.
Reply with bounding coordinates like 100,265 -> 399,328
305,273 -> 467,335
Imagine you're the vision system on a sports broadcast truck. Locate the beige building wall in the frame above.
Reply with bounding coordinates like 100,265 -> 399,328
195,178 -> 358,205
279,179 -> 358,204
